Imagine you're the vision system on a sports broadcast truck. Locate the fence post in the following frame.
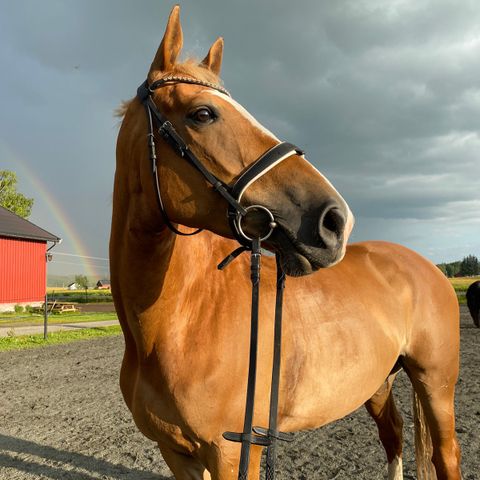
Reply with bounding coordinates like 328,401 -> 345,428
43,292 -> 48,339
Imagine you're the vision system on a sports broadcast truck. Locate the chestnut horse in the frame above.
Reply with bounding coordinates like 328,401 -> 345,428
110,6 -> 461,480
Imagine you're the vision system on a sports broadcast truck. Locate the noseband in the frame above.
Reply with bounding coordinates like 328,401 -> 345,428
137,75 -> 303,480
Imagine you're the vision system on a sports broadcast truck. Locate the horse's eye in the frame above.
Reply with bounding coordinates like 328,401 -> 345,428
190,107 -> 216,124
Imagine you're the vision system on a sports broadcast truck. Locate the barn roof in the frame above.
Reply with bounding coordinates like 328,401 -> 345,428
0,206 -> 61,243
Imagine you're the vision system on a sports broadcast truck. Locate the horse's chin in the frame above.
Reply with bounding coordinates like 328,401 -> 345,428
266,226 -> 345,277
278,250 -> 315,277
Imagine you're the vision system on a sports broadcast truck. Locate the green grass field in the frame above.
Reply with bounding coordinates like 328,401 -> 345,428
448,276 -> 480,292
46,287 -> 111,294
45,288 -> 113,303
0,325 -> 122,352
448,276 -> 479,304
0,312 -> 118,327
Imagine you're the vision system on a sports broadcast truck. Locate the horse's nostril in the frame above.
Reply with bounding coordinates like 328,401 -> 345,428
324,207 -> 345,235
318,205 -> 346,249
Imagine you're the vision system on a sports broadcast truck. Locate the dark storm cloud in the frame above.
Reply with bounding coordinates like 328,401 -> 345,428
0,0 -> 478,269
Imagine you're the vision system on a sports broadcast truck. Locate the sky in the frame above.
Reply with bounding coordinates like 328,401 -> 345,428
0,0 -> 479,278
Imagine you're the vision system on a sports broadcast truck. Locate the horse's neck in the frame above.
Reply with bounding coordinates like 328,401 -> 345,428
114,221 -> 279,358
120,228 -> 240,315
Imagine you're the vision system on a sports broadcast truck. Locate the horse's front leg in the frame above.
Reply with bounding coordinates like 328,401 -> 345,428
208,442 -> 263,480
158,441 -> 263,480
158,443 -> 210,480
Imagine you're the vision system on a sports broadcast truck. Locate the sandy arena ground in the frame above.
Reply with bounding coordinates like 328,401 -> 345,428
0,305 -> 478,479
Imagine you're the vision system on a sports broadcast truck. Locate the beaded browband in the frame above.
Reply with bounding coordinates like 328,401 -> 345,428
147,74 -> 231,97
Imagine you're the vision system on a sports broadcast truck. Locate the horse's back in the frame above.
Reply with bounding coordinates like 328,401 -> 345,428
295,240 -> 458,330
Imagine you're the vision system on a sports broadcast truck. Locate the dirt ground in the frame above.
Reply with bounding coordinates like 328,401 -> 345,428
0,305 -> 478,480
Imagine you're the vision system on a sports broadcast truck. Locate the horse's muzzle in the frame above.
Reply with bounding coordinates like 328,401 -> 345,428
259,200 -> 351,277
236,197 -> 352,276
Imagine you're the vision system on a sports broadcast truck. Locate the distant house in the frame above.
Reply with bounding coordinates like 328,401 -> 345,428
96,279 -> 111,290
0,206 -> 60,312
67,282 -> 79,290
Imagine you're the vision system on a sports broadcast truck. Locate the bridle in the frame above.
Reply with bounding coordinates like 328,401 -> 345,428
137,76 -> 303,246
137,75 -> 303,480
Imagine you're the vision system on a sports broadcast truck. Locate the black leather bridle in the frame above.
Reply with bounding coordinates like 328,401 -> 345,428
137,75 -> 302,479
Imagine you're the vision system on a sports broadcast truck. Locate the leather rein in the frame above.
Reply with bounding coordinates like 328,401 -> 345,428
137,75 -> 303,480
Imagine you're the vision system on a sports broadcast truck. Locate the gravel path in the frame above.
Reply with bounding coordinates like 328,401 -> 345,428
0,306 -> 478,479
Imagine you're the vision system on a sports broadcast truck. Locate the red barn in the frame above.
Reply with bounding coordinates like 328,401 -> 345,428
0,206 -> 60,312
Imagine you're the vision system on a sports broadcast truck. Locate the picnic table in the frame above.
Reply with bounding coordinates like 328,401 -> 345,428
34,301 -> 78,314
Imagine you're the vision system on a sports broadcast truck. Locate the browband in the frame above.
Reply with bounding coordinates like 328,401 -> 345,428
138,75 -> 230,99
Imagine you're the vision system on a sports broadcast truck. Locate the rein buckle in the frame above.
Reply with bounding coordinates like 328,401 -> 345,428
252,426 -> 294,443
223,431 -> 271,447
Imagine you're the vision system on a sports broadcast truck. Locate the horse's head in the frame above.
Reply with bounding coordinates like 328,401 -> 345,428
116,6 -> 354,276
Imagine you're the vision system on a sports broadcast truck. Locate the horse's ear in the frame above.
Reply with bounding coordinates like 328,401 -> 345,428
201,37 -> 224,76
148,5 -> 183,78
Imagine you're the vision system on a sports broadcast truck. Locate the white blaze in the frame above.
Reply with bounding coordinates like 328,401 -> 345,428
204,90 -> 279,141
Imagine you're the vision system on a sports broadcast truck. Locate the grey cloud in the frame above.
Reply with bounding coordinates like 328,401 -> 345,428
0,0 -> 478,270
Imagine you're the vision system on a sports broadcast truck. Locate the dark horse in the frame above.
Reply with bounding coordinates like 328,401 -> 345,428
110,6 -> 461,479
466,280 -> 480,327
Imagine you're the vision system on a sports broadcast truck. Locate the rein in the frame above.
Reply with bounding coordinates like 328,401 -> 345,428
137,75 -> 301,479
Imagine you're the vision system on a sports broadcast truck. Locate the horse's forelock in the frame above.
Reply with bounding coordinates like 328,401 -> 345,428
171,58 -> 223,85
115,59 -> 224,119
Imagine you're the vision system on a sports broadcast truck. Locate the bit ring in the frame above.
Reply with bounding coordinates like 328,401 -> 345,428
237,205 -> 277,242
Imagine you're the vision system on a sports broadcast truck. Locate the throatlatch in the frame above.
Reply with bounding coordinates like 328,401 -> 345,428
137,75 -> 302,480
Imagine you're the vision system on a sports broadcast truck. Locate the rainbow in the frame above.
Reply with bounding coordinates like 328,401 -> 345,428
2,141 -> 105,279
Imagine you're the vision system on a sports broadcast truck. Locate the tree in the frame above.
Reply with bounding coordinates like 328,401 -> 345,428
459,255 -> 480,276
0,170 -> 34,219
436,261 -> 461,277
445,264 -> 453,277
437,264 -> 448,276
75,274 -> 89,289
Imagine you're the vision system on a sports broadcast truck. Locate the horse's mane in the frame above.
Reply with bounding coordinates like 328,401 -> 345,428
115,59 -> 224,118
